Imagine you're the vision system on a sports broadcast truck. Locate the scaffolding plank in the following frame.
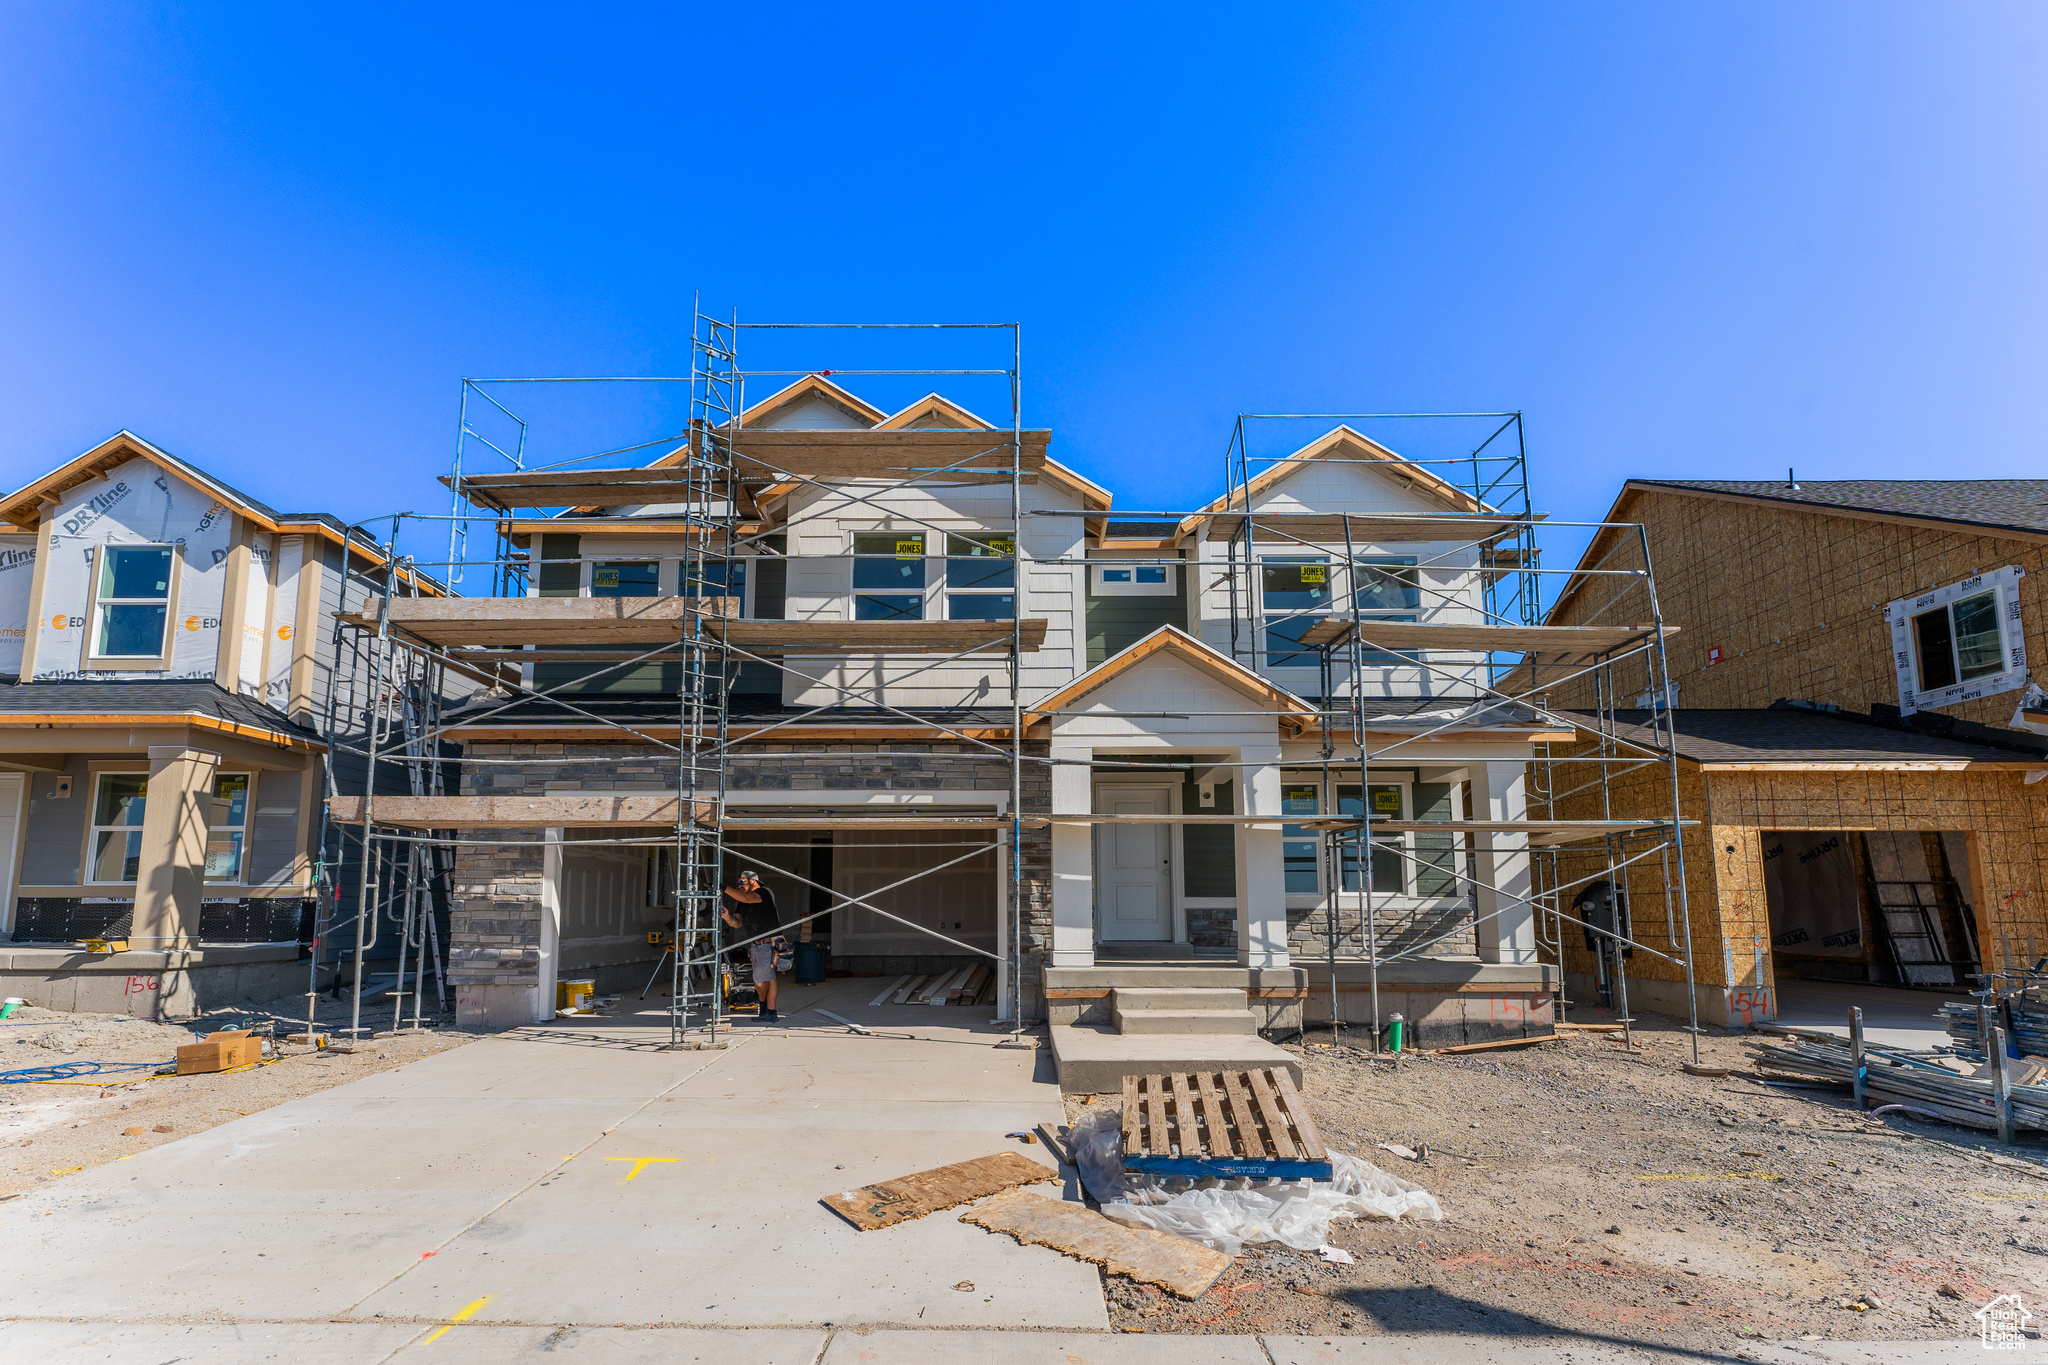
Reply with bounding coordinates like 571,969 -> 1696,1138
727,428 -> 1052,477
717,619 -> 1048,654
342,596 -> 740,646
1200,513 -> 1523,543
1296,619 -> 1674,656
328,794 -> 707,828
821,1151 -> 1056,1231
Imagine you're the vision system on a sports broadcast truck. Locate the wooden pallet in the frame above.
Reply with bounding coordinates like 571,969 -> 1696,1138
1120,1067 -> 1332,1180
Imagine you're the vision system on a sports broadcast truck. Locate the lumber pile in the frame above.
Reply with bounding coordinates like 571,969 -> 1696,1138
1939,998 -> 2048,1060
1748,1031 -> 2048,1133
866,964 -> 996,1007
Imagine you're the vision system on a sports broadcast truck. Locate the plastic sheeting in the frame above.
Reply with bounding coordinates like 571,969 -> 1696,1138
1068,1104 -> 1443,1257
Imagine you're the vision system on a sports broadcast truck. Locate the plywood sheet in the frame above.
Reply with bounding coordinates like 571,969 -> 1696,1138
821,1151 -> 1055,1231
960,1189 -> 1232,1299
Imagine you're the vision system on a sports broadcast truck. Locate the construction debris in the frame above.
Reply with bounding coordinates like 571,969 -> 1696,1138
174,1031 -> 264,1076
1749,1029 -> 2048,1133
866,966 -> 997,1008
961,1188 -> 1232,1299
821,1150 -> 1056,1230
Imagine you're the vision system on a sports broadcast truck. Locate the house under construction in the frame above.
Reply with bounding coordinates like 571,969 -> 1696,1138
314,314 -> 1703,1089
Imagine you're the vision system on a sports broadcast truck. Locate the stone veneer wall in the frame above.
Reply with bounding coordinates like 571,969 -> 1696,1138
448,740 -> 1053,1016
1285,898 -> 1478,962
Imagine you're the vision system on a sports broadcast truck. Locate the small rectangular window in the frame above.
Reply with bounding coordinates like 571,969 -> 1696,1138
204,774 -> 250,881
947,534 -> 1015,620
1914,588 -> 2005,692
1890,568 -> 2027,715
1093,562 -> 1176,596
1336,783 -> 1407,894
1281,784 -> 1320,894
92,546 -> 173,657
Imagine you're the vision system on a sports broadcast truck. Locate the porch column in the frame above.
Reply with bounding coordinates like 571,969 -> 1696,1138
1471,760 -> 1536,964
131,746 -> 221,950
1235,744 -> 1290,968
1049,742 -> 1094,968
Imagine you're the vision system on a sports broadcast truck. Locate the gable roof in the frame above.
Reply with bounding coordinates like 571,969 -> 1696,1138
1630,478 -> 2048,541
1549,477 -> 2048,621
1178,426 -> 1491,538
0,431 -> 428,582
736,374 -> 888,429
875,393 -> 996,430
1585,708 -> 2047,769
1023,625 -> 1317,733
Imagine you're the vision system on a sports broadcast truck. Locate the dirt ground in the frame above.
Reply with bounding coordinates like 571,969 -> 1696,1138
0,996 -> 474,1199
1081,1012 -> 2048,1351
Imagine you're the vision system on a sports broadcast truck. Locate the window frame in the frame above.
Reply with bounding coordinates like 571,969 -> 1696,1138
1092,561 -> 1176,596
83,769 -> 253,885
944,532 -> 1017,622
82,543 -> 181,672
1888,566 -> 2028,716
1259,555 -> 1333,670
850,529 -> 929,622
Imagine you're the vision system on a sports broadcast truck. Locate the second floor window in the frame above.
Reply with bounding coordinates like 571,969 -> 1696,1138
1262,557 -> 1330,668
93,546 -> 174,658
1912,588 -> 2004,691
946,534 -> 1014,621
853,532 -> 925,621
591,560 -> 658,597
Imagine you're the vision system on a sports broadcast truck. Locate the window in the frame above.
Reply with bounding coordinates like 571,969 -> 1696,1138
852,532 -> 925,621
1336,784 -> 1406,894
204,775 -> 250,881
1913,590 -> 2001,691
88,774 -> 148,882
946,534 -> 1014,620
87,772 -> 250,883
1353,557 -> 1421,663
590,560 -> 658,597
1094,563 -> 1175,596
1261,557 -> 1330,668
91,546 -> 173,658
1282,784 -> 1320,893
1889,567 -> 2028,714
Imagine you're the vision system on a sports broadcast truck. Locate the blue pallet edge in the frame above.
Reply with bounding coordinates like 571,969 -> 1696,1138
1123,1154 -> 1333,1181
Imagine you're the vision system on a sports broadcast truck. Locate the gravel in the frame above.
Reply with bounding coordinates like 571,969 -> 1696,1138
1086,1011 -> 2048,1349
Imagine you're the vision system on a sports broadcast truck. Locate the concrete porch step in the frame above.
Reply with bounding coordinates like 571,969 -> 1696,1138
1048,1024 -> 1304,1094
1110,987 -> 1247,1013
1112,1007 -> 1258,1035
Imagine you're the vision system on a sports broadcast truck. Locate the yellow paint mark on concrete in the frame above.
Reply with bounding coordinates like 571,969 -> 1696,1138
420,1294 -> 491,1344
49,1166 -> 84,1176
605,1156 -> 679,1183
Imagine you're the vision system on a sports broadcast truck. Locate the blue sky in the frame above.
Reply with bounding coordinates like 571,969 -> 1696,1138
2,4 -> 2043,576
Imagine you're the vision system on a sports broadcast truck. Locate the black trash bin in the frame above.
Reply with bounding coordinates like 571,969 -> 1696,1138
794,941 -> 829,985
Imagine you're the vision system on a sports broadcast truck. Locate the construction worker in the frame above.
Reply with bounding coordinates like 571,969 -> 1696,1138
721,869 -> 787,1022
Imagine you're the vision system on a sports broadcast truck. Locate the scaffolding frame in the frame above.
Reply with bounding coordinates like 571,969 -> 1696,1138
321,310 -> 1032,1047
1198,412 -> 1700,1059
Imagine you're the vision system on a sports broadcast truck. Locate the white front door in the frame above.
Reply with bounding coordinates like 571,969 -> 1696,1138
1097,787 -> 1173,942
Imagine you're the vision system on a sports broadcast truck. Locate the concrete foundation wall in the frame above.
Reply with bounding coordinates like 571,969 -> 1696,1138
0,945 -> 311,1019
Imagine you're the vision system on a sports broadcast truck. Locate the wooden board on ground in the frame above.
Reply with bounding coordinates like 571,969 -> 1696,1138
821,1151 -> 1055,1231
1123,1067 -> 1331,1179
1426,1034 -> 1554,1054
961,1189 -> 1232,1299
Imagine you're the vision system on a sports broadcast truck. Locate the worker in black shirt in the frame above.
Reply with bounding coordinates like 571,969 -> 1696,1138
721,869 -> 787,1021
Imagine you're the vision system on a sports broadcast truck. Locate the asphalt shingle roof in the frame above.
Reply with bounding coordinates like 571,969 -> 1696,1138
0,680 -> 318,741
1582,708 -> 2045,766
1637,479 -> 2048,538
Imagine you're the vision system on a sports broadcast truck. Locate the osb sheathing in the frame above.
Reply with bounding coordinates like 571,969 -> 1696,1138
1539,740 -> 2048,1007
1543,487 -> 2048,723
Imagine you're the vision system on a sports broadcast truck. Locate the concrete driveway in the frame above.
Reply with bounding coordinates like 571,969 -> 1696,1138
0,980 -> 1104,1334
